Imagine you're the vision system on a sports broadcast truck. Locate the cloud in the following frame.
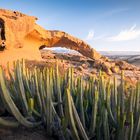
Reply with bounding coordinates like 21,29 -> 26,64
107,24 -> 140,41
86,30 -> 94,41
103,8 -> 129,17
94,7 -> 129,21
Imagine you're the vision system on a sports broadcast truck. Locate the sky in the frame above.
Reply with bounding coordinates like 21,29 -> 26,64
0,0 -> 140,51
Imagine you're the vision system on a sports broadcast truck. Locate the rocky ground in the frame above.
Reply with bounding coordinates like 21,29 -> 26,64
39,50 -> 140,84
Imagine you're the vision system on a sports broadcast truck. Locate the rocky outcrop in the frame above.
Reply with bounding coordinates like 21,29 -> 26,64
40,50 -> 140,83
0,9 -> 101,66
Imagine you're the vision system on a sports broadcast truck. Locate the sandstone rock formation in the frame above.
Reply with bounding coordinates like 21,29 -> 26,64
0,9 -> 101,66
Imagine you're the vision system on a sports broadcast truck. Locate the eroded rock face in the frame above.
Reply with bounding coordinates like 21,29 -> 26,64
0,9 -> 101,66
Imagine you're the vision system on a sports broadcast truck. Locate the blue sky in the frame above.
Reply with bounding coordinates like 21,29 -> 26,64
0,0 -> 140,51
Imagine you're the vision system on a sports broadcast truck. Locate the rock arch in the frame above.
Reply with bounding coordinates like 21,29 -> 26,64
0,9 -> 101,66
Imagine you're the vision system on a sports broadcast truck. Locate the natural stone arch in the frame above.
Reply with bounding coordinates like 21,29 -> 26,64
0,9 -> 101,66
25,29 -> 101,60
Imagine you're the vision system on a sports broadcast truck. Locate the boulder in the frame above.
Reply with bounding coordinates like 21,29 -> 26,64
101,62 -> 112,75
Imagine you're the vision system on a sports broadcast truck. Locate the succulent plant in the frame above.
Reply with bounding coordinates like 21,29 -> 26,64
0,60 -> 139,140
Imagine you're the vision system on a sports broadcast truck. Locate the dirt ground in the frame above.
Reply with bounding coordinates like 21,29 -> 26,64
0,127 -> 54,140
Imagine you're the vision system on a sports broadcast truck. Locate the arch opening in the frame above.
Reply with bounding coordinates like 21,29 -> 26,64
39,45 -> 81,55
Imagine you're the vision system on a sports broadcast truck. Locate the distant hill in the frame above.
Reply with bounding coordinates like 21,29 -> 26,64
99,51 -> 140,68
100,51 -> 140,56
